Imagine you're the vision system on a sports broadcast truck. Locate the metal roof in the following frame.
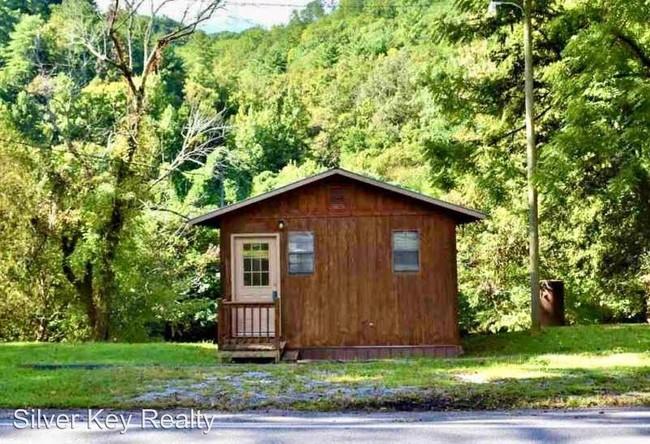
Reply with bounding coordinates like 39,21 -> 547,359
188,168 -> 485,227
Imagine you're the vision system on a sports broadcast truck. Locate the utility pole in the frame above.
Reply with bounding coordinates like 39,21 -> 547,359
523,0 -> 540,333
488,0 -> 541,332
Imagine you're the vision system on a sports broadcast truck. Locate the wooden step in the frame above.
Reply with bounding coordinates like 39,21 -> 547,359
220,340 -> 286,351
222,342 -> 278,352
224,350 -> 281,360
219,341 -> 287,363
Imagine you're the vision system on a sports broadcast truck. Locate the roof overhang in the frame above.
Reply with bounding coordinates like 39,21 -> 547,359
188,168 -> 485,228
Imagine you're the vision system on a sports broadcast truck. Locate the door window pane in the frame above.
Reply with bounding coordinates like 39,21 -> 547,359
393,231 -> 420,272
288,232 -> 314,275
242,242 -> 270,287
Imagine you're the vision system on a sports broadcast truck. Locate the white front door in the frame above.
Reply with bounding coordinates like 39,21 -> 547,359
232,235 -> 280,336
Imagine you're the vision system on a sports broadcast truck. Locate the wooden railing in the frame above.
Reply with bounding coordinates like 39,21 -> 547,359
218,299 -> 281,350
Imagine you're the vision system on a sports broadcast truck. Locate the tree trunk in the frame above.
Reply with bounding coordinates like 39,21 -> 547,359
89,91 -> 145,340
61,235 -> 107,339
35,278 -> 49,342
641,275 -> 650,324
88,293 -> 109,341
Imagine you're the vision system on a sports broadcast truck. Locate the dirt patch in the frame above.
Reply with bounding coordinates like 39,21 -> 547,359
23,364 -> 117,370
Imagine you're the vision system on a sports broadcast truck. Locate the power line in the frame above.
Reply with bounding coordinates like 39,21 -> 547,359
224,1 -> 315,6
222,0 -> 440,9
106,0 -> 440,8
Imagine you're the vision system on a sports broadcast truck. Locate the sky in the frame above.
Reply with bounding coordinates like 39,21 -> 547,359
95,0 -> 316,34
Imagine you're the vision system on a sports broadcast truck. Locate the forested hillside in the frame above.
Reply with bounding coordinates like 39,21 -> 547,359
0,0 -> 648,341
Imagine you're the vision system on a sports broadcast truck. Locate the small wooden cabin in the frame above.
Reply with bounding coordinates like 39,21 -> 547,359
189,169 -> 483,361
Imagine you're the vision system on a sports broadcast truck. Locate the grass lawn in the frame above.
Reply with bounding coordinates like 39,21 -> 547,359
1,324 -> 649,411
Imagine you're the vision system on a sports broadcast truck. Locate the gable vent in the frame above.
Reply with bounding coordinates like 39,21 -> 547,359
328,185 -> 346,209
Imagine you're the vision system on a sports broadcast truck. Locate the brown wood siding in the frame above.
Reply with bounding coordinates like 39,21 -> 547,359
299,345 -> 463,360
219,176 -> 461,348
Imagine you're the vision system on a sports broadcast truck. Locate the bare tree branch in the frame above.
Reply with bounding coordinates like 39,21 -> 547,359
151,107 -> 228,187
142,0 -> 175,66
139,1 -> 224,91
107,1 -> 139,96
145,205 -> 190,221
71,0 -> 225,100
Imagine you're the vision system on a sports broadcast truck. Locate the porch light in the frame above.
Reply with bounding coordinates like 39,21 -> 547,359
278,219 -> 286,230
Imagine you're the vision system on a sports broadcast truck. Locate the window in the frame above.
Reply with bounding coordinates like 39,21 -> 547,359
393,231 -> 420,272
242,242 -> 270,286
288,232 -> 314,275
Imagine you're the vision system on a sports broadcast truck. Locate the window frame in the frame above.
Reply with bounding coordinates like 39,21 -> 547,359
241,242 -> 270,287
288,231 -> 315,276
391,229 -> 421,273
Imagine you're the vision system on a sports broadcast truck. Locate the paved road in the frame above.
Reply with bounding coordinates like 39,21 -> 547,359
0,408 -> 649,443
